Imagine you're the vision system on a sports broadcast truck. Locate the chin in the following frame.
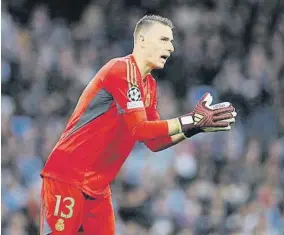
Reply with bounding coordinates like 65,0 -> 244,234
153,63 -> 165,70
148,60 -> 165,70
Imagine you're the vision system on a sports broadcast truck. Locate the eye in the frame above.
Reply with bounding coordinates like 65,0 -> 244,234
160,37 -> 168,42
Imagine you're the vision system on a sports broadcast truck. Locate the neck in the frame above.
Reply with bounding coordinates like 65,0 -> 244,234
132,49 -> 152,79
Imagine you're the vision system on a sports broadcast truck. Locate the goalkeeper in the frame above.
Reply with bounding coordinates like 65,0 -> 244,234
40,15 -> 237,235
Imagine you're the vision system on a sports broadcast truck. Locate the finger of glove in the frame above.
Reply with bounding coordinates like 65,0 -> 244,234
213,113 -> 233,122
221,111 -> 237,124
223,118 -> 236,124
203,126 -> 231,132
213,106 -> 234,115
199,92 -> 212,107
213,121 -> 230,128
210,102 -> 231,110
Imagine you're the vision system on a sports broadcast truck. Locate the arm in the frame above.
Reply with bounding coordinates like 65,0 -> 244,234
144,133 -> 186,152
143,96 -> 238,152
104,61 -> 235,142
143,96 -> 187,152
122,110 -> 182,141
104,60 -> 183,141
142,93 -> 237,152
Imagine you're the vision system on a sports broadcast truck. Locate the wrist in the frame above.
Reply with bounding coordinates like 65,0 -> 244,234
167,118 -> 182,135
178,113 -> 202,138
184,126 -> 202,138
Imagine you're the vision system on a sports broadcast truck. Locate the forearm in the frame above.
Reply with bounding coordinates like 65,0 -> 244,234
125,92 -> 236,143
124,112 -> 182,141
144,133 -> 186,152
131,118 -> 182,141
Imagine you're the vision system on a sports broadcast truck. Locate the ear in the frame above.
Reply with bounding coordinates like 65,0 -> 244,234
138,35 -> 145,48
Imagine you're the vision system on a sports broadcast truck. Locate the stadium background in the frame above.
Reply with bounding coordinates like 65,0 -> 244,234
1,0 -> 284,234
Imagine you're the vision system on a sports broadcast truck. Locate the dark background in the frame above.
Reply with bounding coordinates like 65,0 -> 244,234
2,0 -> 284,234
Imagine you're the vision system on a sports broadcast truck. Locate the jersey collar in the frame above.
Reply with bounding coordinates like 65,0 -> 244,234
129,54 -> 151,83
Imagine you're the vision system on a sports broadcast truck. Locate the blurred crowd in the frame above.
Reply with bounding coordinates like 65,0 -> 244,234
1,0 -> 284,234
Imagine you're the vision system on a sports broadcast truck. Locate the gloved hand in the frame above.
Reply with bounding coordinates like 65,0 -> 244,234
178,93 -> 237,138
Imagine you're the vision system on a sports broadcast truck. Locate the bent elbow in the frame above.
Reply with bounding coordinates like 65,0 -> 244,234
151,148 -> 160,152
147,144 -> 160,152
143,140 -> 162,152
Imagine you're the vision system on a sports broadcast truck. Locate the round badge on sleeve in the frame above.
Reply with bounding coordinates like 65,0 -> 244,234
127,86 -> 141,101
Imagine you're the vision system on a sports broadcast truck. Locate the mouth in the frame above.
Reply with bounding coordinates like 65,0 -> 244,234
160,55 -> 169,61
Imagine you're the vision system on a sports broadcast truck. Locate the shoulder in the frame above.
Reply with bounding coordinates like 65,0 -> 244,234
100,56 -> 133,89
103,56 -> 132,77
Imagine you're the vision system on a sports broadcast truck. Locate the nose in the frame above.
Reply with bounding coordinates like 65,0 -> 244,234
168,43 -> 174,53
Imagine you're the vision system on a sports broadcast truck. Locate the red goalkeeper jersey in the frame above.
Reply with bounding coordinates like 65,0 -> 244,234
41,54 -> 172,198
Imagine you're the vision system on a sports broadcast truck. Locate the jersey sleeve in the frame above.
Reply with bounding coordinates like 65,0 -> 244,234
104,60 -> 145,114
143,82 -> 173,151
103,60 -> 170,141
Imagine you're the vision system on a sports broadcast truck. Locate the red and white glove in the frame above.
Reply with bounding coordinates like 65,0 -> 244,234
178,93 -> 237,138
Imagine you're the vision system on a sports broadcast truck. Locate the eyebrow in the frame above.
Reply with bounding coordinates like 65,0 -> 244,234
160,36 -> 174,42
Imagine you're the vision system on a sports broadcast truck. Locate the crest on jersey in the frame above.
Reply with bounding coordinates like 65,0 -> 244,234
55,219 -> 65,231
127,86 -> 141,101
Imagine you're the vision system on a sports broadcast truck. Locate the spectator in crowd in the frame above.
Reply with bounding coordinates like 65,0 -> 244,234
2,0 -> 284,234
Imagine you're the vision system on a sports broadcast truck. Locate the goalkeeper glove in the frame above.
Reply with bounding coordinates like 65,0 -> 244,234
178,93 -> 237,138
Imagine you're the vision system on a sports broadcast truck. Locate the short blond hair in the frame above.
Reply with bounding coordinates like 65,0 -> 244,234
133,15 -> 174,40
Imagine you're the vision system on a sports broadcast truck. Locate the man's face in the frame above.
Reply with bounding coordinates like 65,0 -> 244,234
141,23 -> 174,69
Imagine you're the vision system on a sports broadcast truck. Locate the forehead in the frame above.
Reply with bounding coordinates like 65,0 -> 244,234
146,23 -> 173,39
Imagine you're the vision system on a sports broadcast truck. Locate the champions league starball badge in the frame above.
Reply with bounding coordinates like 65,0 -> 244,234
127,86 -> 141,101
